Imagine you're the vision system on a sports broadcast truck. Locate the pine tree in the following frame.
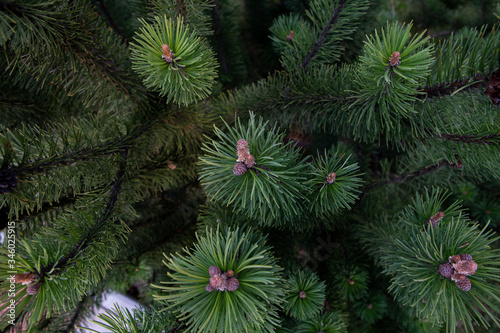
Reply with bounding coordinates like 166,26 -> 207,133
0,0 -> 499,332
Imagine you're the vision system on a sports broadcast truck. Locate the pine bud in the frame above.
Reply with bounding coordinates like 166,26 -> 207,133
236,139 -> 250,163
209,266 -> 221,277
14,273 -> 38,285
210,274 -> 228,291
245,154 -> 255,168
427,212 -> 444,228
161,44 -> 174,63
348,279 -> 355,285
459,253 -> 473,261
227,277 -> 239,292
225,270 -> 234,278
449,255 -> 461,264
455,277 -> 472,291
366,303 -> 373,309
453,260 -> 477,276
299,291 -> 307,299
451,273 -> 466,282
206,283 -> 215,292
233,162 -> 248,176
326,172 -> 336,184
26,282 -> 41,295
438,263 -> 453,278
388,51 -> 401,67
286,30 -> 294,41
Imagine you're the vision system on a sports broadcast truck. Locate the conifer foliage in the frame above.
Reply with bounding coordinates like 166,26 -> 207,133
0,0 -> 499,332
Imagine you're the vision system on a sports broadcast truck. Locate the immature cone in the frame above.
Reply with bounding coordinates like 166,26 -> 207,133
14,273 -> 38,285
286,30 -> 294,41
245,154 -> 255,168
233,162 -> 248,176
236,139 -> 250,162
208,266 -> 221,277
225,270 -> 234,278
449,255 -> 461,264
206,283 -> 215,292
388,51 -> 401,66
451,273 -> 466,282
427,211 -> 444,228
227,277 -> 239,292
453,260 -> 477,276
326,172 -> 336,184
210,274 -> 228,291
459,253 -> 473,261
299,291 -> 307,299
26,282 -> 41,295
348,279 -> 355,285
455,277 -> 472,291
161,44 -> 174,63
438,263 -> 453,278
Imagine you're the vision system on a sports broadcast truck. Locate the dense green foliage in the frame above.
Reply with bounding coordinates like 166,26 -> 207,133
0,0 -> 499,332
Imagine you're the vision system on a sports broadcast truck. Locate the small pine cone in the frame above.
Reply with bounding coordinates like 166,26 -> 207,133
326,172 -> 336,184
210,274 -> 228,291
244,154 -> 255,168
459,253 -> 473,261
348,279 -> 355,285
453,260 -> 477,276
14,273 -> 38,285
449,255 -> 461,264
438,263 -> 454,278
26,282 -> 41,295
427,212 -> 444,228
366,303 -> 373,309
233,162 -> 248,176
209,266 -> 221,277
286,30 -> 294,41
237,139 -> 248,151
455,277 -> 472,291
299,291 -> 307,299
451,273 -> 466,282
206,283 -> 215,292
227,277 -> 239,292
0,168 -> 18,194
388,51 -> 401,66
161,44 -> 174,63
225,270 -> 234,278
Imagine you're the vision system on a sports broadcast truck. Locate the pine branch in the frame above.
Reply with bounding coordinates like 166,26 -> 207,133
423,78 -> 487,99
296,0 -> 346,77
440,133 -> 500,145
364,160 -> 452,192
37,150 -> 129,283
63,295 -> 86,333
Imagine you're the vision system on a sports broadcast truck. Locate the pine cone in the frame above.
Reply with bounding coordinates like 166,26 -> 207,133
0,168 -> 18,194
459,253 -> 473,261
210,274 -> 228,291
209,266 -> 221,277
233,162 -> 247,176
455,277 -> 472,291
449,255 -> 461,264
244,154 -> 255,168
206,283 -> 215,292
14,273 -> 38,285
225,270 -> 234,278
26,282 -> 41,295
299,291 -> 307,299
451,273 -> 466,282
453,260 -> 477,276
427,212 -> 444,228
227,277 -> 239,292
326,172 -> 336,184
388,51 -> 401,66
438,263 -> 453,278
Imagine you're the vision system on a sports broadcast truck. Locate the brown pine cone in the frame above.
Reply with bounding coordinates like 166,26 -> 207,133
26,282 -> 41,295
